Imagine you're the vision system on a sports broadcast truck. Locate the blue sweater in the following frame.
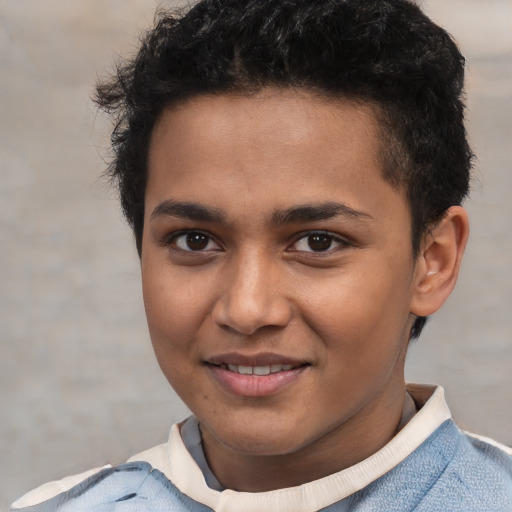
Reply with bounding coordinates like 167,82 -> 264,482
11,420 -> 512,512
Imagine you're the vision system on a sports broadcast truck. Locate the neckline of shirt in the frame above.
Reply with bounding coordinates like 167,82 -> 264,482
166,384 -> 452,512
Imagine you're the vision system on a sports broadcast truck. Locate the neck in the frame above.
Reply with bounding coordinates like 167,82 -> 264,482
199,384 -> 416,492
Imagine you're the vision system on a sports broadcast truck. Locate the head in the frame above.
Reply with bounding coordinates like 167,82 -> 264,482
95,0 -> 471,482
95,0 -> 472,341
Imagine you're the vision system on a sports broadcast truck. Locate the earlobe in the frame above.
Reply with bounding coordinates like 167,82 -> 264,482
410,206 -> 469,317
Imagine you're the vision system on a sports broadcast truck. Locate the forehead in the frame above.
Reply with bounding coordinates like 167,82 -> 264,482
146,89 -> 408,227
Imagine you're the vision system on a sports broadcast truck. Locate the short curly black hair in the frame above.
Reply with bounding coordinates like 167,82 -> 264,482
95,0 -> 472,339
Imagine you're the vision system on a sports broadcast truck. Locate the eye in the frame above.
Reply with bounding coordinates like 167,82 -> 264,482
291,232 -> 349,253
171,231 -> 220,252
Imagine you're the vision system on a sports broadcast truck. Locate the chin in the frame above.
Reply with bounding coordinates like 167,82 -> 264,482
204,416 -> 312,457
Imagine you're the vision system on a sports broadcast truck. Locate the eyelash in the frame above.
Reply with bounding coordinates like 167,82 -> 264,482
165,230 -> 222,253
289,231 -> 352,254
164,230 -> 351,255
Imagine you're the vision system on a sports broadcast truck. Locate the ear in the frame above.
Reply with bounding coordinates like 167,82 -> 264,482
410,206 -> 469,317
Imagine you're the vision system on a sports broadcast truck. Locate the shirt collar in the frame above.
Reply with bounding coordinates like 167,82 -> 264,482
165,384 -> 451,512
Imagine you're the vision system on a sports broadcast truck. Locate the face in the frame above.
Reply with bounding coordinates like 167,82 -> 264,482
142,89 -> 418,461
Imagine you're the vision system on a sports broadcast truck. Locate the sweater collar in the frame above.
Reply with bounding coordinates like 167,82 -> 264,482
166,384 -> 451,512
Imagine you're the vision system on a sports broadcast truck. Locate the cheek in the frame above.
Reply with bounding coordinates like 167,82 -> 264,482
142,264 -> 210,352
142,268 -> 210,399
298,263 -> 412,351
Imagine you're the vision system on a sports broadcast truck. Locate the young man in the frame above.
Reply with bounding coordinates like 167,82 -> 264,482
11,0 -> 511,510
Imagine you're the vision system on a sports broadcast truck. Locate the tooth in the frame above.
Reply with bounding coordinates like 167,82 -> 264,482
282,365 -> 293,371
228,364 -> 238,373
238,366 -> 253,375
270,364 -> 283,373
253,365 -> 270,376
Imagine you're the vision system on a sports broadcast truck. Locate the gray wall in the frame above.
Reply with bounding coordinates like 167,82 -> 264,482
1,0 -> 511,508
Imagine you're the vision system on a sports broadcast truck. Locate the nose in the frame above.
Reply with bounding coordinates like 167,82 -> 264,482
211,251 -> 292,335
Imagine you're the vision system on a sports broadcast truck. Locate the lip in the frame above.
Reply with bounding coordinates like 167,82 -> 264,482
206,352 -> 307,367
205,352 -> 309,398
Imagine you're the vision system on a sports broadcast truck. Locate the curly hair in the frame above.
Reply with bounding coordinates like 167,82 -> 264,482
95,0 -> 472,339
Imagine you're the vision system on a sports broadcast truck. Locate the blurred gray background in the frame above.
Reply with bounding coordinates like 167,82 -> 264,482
0,0 -> 511,508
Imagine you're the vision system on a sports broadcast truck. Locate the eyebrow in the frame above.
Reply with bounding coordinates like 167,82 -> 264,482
271,202 -> 373,225
150,199 -> 373,225
150,200 -> 227,223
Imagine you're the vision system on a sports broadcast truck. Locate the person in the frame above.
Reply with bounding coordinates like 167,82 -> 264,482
10,0 -> 511,510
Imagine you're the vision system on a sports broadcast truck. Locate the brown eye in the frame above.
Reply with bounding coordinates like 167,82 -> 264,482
186,232 -> 209,250
291,232 -> 348,253
307,234 -> 333,252
173,231 -> 220,252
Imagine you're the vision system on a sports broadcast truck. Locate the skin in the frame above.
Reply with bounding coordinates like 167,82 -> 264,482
141,88 -> 469,491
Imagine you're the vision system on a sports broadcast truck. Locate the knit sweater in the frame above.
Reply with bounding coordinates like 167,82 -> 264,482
11,385 -> 512,512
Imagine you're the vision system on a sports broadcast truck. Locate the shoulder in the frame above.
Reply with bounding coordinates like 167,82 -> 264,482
9,444 -> 200,512
454,427 -> 512,480
458,429 -> 512,489
413,421 -> 512,511
464,430 -> 512,457
10,465 -> 112,510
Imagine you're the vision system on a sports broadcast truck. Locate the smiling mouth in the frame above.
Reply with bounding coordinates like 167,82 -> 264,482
205,354 -> 310,397
210,363 -> 305,376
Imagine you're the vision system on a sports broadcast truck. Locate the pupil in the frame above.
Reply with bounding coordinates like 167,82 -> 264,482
186,233 -> 209,250
308,234 -> 332,251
